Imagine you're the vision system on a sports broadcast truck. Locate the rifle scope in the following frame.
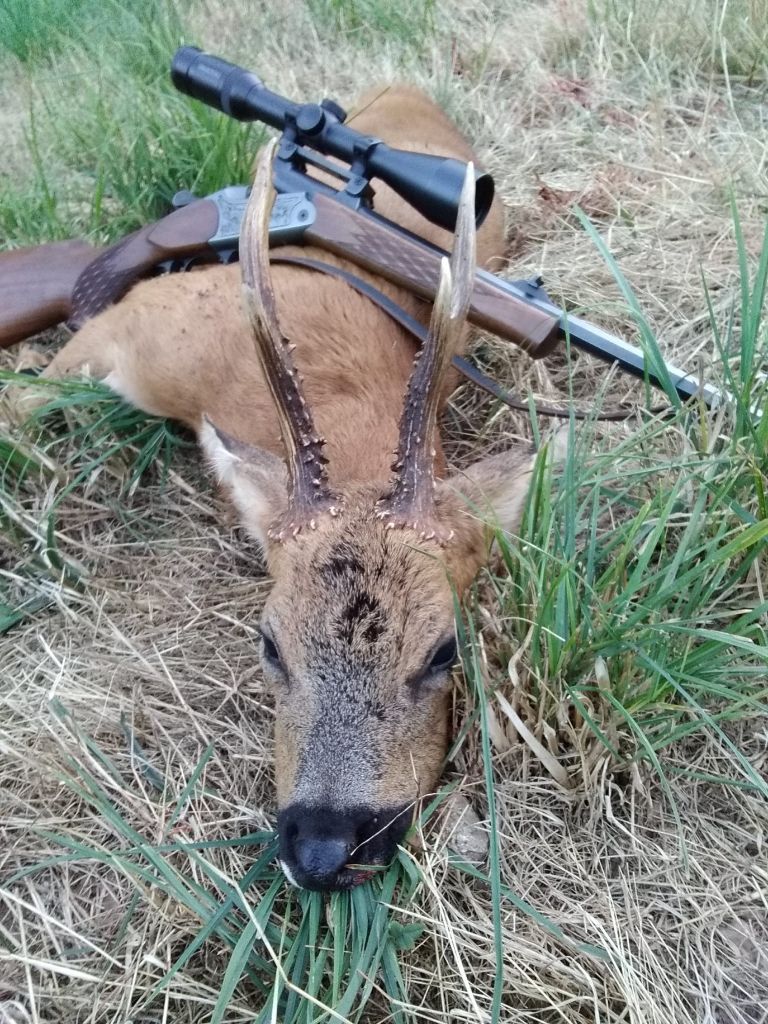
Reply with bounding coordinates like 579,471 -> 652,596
171,46 -> 494,232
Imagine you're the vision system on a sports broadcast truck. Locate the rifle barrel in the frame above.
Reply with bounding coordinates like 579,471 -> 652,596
478,270 -> 727,409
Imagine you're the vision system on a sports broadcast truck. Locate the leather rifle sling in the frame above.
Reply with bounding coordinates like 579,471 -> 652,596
270,256 -> 642,421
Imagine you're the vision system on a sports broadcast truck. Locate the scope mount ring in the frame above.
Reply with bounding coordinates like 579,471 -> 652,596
340,136 -> 380,204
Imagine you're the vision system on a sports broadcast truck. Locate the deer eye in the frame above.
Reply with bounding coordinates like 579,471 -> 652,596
259,627 -> 283,670
408,635 -> 458,695
428,636 -> 458,674
409,634 -> 458,693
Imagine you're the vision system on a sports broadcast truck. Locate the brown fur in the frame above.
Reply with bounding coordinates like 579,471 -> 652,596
39,85 -> 535,882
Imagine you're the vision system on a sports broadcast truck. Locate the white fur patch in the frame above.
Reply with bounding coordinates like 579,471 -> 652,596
103,368 -> 164,418
279,858 -> 302,888
198,417 -> 241,484
198,417 -> 285,550
102,369 -> 128,401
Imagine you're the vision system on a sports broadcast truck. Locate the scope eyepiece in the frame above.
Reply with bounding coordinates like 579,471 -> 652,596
170,46 -> 495,231
171,46 -> 289,125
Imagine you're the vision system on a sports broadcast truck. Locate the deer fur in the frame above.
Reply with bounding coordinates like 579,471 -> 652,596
36,85 -> 536,890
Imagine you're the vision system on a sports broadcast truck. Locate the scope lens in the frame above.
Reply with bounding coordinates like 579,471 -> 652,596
473,172 -> 494,228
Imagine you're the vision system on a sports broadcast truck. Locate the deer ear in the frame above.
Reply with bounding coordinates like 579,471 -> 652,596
199,417 -> 288,549
439,447 -> 537,536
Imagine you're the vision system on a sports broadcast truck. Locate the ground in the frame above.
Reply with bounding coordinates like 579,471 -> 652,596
0,1 -> 767,1022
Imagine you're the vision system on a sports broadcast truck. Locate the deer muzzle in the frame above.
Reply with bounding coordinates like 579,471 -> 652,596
277,801 -> 411,890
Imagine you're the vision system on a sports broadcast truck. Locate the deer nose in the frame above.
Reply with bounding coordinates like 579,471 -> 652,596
294,837 -> 350,882
278,805 -> 356,890
277,803 -> 410,891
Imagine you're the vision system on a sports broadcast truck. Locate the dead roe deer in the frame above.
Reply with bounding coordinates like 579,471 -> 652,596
35,86 -> 536,890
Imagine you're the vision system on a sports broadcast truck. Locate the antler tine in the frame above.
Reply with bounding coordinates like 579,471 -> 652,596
378,162 -> 477,541
240,138 -> 338,538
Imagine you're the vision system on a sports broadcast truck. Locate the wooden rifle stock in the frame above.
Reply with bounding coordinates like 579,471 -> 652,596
0,198 -> 221,349
67,199 -> 220,329
0,241 -> 102,348
307,194 -> 560,357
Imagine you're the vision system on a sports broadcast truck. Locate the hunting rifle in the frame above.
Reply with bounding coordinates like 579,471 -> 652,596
0,46 -> 723,411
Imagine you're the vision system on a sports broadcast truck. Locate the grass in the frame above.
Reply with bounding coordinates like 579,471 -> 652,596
0,372 -> 192,633
488,395 -> 768,781
596,0 -> 768,79
0,0 -> 263,244
306,0 -> 437,45
4,699 -> 423,1023
0,0 -> 151,63
484,212 -> 768,786
1,0 -> 768,1022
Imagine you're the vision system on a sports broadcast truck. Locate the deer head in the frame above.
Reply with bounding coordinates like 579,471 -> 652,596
201,141 -> 535,890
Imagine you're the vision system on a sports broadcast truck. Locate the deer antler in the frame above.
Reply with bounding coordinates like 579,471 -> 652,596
240,139 -> 339,540
377,163 -> 477,542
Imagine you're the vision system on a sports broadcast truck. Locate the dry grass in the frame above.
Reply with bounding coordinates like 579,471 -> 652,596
1,0 -> 768,1021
